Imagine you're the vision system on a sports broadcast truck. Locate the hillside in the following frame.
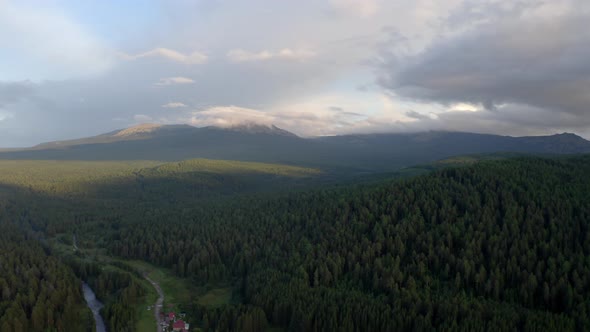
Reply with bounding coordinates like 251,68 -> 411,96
1,124 -> 589,173
0,159 -> 320,200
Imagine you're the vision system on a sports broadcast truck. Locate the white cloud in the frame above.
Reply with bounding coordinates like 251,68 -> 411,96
162,102 -> 188,108
155,77 -> 195,86
190,106 -> 274,128
188,104 -> 370,136
122,48 -> 208,64
449,102 -> 481,113
227,48 -> 316,63
330,0 -> 380,18
187,92 -> 404,136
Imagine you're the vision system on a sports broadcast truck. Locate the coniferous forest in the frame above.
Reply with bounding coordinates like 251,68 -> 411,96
0,223 -> 94,331
0,155 -> 589,331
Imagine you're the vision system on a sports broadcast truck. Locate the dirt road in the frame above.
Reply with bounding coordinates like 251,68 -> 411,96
145,275 -> 165,332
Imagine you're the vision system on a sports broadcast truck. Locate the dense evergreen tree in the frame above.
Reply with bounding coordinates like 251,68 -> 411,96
0,223 -> 93,331
106,157 -> 590,331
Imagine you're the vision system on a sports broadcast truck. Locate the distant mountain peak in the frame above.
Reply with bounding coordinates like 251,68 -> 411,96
112,123 -> 194,138
553,132 -> 584,139
113,123 -> 164,137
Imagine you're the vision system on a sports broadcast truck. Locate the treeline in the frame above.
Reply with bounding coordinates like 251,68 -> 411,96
0,223 -> 93,331
105,156 -> 590,331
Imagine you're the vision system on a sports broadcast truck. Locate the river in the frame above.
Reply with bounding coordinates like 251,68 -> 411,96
82,282 -> 106,332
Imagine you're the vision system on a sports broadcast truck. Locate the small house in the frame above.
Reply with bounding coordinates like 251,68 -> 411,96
172,319 -> 189,332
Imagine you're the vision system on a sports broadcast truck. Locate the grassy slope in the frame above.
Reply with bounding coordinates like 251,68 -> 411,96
0,159 -> 318,189
122,260 -> 197,309
145,159 -> 320,177
0,160 -> 161,194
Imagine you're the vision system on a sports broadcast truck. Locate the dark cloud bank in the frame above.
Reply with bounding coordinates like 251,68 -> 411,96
378,1 -> 590,136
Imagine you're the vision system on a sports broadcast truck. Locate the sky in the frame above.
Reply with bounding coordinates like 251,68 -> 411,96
1,0 -> 589,147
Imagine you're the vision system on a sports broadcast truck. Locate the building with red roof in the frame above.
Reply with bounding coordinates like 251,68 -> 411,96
172,319 -> 189,331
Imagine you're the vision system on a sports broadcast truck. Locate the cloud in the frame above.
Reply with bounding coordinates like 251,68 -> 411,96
155,77 -> 195,86
227,48 -> 315,63
185,84 -> 590,138
394,103 -> 590,137
189,106 -> 279,128
162,102 -> 188,108
379,0 -> 590,118
3,0 -> 590,147
330,0 -> 380,18
187,94 -> 383,137
122,48 -> 208,64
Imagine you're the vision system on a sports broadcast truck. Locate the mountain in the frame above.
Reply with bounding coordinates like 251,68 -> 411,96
318,131 -> 590,155
1,124 -> 589,172
32,124 -> 196,149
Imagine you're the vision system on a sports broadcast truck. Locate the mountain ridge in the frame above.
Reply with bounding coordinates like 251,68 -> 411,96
2,124 -> 589,172
32,123 -> 298,149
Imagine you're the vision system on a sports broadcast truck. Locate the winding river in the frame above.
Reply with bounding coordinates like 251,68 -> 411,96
82,282 -> 106,332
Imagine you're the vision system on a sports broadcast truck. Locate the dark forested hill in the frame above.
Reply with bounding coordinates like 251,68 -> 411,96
1,124 -> 589,172
1,155 -> 589,331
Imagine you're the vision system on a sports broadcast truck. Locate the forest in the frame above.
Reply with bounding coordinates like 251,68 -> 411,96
0,222 -> 94,331
0,155 -> 589,331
